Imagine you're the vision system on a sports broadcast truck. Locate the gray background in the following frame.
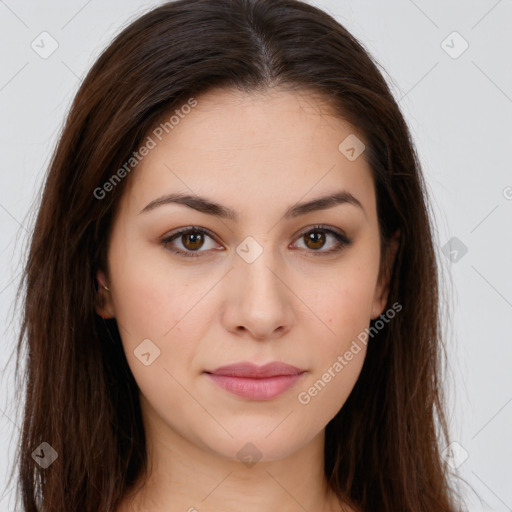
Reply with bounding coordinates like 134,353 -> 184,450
1,0 -> 511,510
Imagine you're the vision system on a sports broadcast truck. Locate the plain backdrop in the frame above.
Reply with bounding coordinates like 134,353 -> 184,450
1,0 -> 511,510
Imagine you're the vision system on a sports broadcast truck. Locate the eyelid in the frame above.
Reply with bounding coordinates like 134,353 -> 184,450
161,224 -> 352,258
290,224 -> 352,256
164,225 -> 218,241
161,226 -> 222,258
293,224 -> 348,242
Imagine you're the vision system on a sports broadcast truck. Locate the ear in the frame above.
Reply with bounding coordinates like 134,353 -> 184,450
95,269 -> 115,319
370,229 -> 400,320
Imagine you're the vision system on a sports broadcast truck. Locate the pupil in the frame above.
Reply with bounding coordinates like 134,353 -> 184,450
181,231 -> 327,252
307,231 -> 325,249
184,233 -> 203,250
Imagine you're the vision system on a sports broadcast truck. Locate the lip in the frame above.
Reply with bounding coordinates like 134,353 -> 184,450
204,362 -> 307,401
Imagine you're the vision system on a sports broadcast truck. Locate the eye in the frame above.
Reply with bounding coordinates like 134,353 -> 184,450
291,225 -> 352,256
161,224 -> 352,258
161,226 -> 222,258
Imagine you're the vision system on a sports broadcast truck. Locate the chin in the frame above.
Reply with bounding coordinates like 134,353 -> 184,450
196,425 -> 316,466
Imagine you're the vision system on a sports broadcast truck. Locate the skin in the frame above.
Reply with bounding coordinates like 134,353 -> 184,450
96,87 -> 399,512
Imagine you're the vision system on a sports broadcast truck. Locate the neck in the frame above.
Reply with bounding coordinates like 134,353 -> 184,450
118,405 -> 345,512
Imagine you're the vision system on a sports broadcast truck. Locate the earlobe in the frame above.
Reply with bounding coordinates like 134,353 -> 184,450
370,229 -> 400,320
95,269 -> 115,319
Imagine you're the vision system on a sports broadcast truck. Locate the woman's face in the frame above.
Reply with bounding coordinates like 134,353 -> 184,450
97,88 -> 394,462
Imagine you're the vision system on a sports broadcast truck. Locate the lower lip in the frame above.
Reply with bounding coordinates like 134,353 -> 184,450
206,373 -> 305,400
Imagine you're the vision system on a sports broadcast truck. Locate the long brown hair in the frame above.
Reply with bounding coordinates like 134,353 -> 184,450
11,0 -> 463,510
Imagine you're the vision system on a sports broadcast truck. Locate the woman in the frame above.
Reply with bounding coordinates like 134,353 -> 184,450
12,0 -> 463,510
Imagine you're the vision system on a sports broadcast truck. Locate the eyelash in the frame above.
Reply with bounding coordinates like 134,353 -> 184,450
161,225 -> 352,258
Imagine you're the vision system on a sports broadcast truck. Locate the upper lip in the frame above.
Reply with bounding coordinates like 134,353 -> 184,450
206,362 -> 306,378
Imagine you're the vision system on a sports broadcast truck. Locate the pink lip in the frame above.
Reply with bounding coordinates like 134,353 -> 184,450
205,362 -> 306,400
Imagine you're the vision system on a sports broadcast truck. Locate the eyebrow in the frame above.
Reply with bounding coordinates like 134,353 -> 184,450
139,190 -> 366,220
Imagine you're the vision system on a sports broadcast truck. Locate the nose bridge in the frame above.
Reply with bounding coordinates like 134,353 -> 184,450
226,234 -> 292,338
236,234 -> 282,300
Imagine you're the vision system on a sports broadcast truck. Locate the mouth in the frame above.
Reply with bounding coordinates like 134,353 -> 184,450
204,362 -> 307,401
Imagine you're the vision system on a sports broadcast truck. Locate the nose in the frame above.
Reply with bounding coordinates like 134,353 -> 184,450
221,244 -> 295,341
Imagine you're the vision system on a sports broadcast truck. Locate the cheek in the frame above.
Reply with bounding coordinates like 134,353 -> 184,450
107,255 -> 209,414
294,342 -> 367,439
107,234 -> 206,373
108,224 -> 197,333
293,269 -> 375,425
307,258 -> 379,346
107,241 -> 238,407
109,266 -> 178,341
295,246 -> 378,412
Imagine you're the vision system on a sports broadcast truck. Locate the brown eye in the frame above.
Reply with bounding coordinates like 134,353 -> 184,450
303,231 -> 327,251
292,226 -> 352,256
161,227 -> 221,258
181,231 -> 205,251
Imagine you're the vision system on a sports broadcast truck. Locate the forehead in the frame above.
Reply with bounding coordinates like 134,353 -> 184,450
120,87 -> 376,221
163,87 -> 357,152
